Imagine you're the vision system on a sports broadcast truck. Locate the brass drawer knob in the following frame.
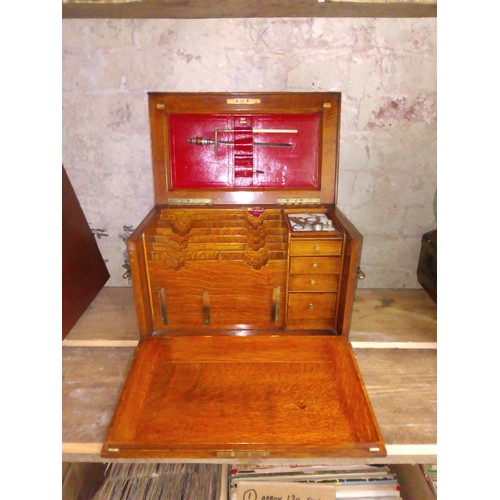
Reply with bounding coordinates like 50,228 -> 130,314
312,262 -> 318,268
310,278 -> 316,285
314,245 -> 321,251
308,303 -> 314,309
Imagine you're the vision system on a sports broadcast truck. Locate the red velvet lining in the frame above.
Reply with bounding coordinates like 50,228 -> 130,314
168,113 -> 320,190
232,118 -> 254,186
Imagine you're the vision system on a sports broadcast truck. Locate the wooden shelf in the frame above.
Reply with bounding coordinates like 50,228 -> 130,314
62,0 -> 437,20
62,287 -> 436,464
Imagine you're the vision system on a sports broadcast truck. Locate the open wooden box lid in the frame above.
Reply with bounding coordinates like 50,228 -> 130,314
102,335 -> 386,459
148,92 -> 340,206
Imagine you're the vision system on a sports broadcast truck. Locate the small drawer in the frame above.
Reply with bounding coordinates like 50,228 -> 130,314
290,256 -> 341,275
287,293 -> 336,320
290,239 -> 342,256
288,274 -> 339,292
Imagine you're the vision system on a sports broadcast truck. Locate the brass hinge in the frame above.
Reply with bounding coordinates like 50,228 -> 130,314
202,291 -> 210,325
271,286 -> 280,323
167,198 -> 213,206
276,197 -> 321,205
159,287 -> 168,325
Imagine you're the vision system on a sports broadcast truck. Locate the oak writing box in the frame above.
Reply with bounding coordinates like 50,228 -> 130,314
102,92 -> 386,459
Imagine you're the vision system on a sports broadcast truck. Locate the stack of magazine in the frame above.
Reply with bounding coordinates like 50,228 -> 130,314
422,464 -> 437,496
92,463 -> 222,500
229,464 -> 402,499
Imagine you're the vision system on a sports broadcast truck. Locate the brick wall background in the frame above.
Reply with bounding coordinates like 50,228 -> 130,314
62,18 -> 436,287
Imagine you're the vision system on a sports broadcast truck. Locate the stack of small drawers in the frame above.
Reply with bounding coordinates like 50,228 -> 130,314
286,237 -> 344,330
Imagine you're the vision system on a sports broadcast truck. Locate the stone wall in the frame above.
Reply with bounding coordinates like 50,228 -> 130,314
62,18 -> 436,287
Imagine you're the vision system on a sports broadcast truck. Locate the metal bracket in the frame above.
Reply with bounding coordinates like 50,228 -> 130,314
159,287 -> 168,325
202,291 -> 210,325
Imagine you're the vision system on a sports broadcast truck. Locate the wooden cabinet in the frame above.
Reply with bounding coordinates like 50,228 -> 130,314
285,212 -> 346,331
62,166 -> 109,339
127,205 -> 358,336
101,92 -> 383,460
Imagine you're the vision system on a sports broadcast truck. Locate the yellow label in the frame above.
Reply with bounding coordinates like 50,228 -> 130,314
227,98 -> 261,105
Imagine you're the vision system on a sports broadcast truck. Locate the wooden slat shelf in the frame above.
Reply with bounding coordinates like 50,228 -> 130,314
62,0 -> 437,20
65,287 -> 138,341
351,289 -> 437,343
62,287 -> 437,464
65,287 -> 437,343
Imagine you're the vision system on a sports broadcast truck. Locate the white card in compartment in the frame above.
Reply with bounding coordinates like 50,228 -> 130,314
287,212 -> 335,231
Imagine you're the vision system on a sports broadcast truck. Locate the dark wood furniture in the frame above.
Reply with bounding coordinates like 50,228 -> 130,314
62,166 -> 109,339
101,92 -> 385,459
63,0 -> 437,19
417,229 -> 437,303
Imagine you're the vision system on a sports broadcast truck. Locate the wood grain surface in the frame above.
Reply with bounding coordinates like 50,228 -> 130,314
290,239 -> 343,256
62,288 -> 437,462
288,274 -> 339,292
287,293 -> 336,320
353,348 -> 436,445
62,347 -> 135,443
101,336 -> 385,459
64,288 -> 437,343
63,0 -> 437,20
148,260 -> 287,330
349,289 -> 437,342
62,345 -> 436,449
290,256 -> 341,275
66,288 -> 138,340
330,207 -> 362,338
